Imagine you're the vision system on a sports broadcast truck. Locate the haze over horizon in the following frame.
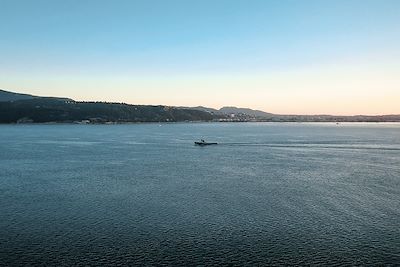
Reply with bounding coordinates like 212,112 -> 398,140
1,0 -> 399,115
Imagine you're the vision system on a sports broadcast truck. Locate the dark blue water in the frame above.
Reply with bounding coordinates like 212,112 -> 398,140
1,123 -> 399,266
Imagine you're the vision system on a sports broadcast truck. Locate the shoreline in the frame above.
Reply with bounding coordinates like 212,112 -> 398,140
2,121 -> 400,126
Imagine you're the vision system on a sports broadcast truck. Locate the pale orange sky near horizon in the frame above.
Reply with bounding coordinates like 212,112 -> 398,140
2,63 -> 399,116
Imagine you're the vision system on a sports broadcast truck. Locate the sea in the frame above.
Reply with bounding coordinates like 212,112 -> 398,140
0,123 -> 399,266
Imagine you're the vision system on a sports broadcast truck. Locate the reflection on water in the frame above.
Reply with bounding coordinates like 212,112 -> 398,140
0,123 -> 399,265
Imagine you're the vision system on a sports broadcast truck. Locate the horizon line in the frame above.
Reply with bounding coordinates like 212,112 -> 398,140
1,88 -> 399,117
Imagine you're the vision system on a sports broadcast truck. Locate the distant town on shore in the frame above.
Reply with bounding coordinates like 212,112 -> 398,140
1,89 -> 399,124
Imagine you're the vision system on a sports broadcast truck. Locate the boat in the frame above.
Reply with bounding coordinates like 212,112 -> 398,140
194,139 -> 218,146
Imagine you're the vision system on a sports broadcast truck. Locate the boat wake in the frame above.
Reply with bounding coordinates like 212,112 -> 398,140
217,142 -> 400,151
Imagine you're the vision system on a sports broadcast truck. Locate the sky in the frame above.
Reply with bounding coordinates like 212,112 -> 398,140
1,0 -> 399,115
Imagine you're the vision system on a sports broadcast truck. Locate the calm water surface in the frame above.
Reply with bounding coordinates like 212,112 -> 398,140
0,123 -> 399,266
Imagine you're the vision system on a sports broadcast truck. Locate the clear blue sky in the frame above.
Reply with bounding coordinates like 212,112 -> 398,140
1,0 -> 399,114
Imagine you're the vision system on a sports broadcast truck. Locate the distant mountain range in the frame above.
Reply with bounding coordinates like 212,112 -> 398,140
1,89 -> 399,123
187,106 -> 272,117
0,90 -> 215,123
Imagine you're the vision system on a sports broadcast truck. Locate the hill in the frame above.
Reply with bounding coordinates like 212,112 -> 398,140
189,106 -> 272,117
0,89 -> 36,102
219,106 -> 272,117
